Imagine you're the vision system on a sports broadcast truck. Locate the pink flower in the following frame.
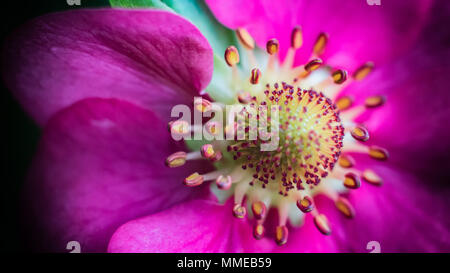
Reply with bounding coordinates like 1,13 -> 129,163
2,0 -> 450,253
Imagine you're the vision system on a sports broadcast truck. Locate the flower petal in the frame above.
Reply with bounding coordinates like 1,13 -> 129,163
272,195 -> 343,253
24,98 -> 212,252
2,8 -> 213,126
206,0 -> 432,70
340,164 -> 450,252
340,37 -> 450,176
108,199 -> 275,253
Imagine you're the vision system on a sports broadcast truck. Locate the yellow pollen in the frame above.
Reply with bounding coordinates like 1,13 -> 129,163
351,125 -> 370,142
251,201 -> 267,220
313,32 -> 328,55
266,39 -> 280,55
275,226 -> 288,245
338,154 -> 355,168
314,214 -> 331,235
343,172 -> 361,189
353,62 -> 374,80
335,96 -> 353,111
297,196 -> 314,213
369,146 -> 389,160
236,28 -> 255,50
250,68 -> 261,84
362,169 -> 383,186
304,58 -> 323,72
365,95 -> 386,108
169,120 -> 190,135
194,98 -> 212,113
201,144 -> 215,159
332,69 -> 348,84
184,172 -> 203,187
165,151 -> 187,168
233,203 -> 247,218
291,26 -> 303,49
335,197 -> 355,218
224,46 -> 240,66
253,224 -> 265,240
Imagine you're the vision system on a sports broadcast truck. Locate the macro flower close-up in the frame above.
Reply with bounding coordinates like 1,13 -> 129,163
2,0 -> 450,254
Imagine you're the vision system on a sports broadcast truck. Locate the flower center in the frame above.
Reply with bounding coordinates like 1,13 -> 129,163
166,26 -> 389,246
228,84 -> 344,197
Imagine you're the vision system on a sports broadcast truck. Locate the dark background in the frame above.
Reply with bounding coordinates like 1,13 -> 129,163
1,0 -> 109,253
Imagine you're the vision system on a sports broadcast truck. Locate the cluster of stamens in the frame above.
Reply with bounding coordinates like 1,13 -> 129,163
165,25 -> 388,245
228,85 -> 344,197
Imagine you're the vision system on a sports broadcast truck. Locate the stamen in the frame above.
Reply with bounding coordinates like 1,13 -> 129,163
362,169 -> 383,186
216,175 -> 232,190
205,121 -> 221,136
351,125 -> 370,142
266,39 -> 280,55
168,120 -> 190,136
266,39 -> 280,70
365,95 -> 386,108
194,98 -> 212,113
283,27 -> 303,69
313,32 -> 329,56
201,144 -> 216,159
368,146 -> 389,160
291,26 -> 303,49
251,201 -> 267,220
174,24 -> 389,246
313,213 -> 331,235
237,91 -> 252,104
236,28 -> 255,50
224,46 -> 240,67
304,58 -> 323,72
335,197 -> 355,218
335,96 -> 354,111
228,88 -> 344,194
353,62 -> 374,80
250,68 -> 261,84
338,154 -> 355,168
297,196 -> 314,213
343,172 -> 361,189
253,224 -> 265,240
275,225 -> 289,245
332,69 -> 348,84
233,203 -> 247,219
183,172 -> 204,187
165,151 -> 187,168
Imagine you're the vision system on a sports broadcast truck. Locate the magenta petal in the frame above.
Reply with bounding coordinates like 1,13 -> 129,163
108,199 -> 275,253
206,0 -> 432,70
2,9 -> 213,126
332,163 -> 450,252
25,98 -> 212,252
339,38 -> 450,175
273,195 -> 342,253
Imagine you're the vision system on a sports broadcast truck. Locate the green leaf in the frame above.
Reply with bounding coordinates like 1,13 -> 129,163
110,0 -> 171,9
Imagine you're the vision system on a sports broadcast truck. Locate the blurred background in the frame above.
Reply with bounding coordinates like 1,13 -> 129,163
1,0 -> 109,253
